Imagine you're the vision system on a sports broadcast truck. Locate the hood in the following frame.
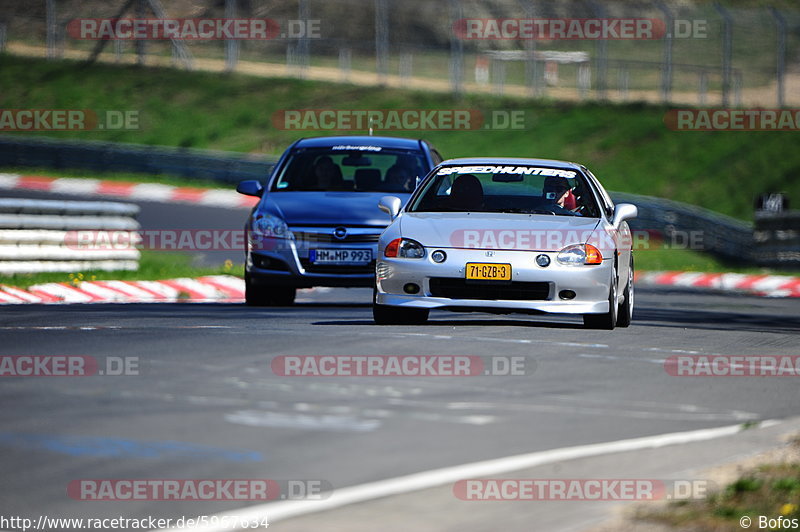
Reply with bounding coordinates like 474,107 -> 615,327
263,191 -> 410,227
398,212 -> 602,251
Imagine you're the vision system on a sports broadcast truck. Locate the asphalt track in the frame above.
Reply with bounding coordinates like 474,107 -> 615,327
1,188 -> 799,531
1,286 -> 799,531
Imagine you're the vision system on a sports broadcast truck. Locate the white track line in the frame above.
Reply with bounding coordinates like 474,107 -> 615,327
155,421 -> 775,532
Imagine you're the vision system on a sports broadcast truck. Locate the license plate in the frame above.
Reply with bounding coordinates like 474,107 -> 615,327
466,263 -> 512,280
310,248 -> 372,264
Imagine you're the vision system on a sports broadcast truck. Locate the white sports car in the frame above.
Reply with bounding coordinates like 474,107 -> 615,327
373,157 -> 638,329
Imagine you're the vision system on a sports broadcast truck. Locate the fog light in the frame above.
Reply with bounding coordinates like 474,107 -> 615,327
404,283 -> 420,294
559,290 -> 576,300
536,254 -> 550,267
431,250 -> 447,263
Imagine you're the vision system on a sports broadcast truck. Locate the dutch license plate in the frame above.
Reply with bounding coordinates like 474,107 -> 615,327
310,248 -> 372,264
466,263 -> 512,280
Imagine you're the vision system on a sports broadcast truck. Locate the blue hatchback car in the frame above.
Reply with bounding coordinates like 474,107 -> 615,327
236,136 -> 444,305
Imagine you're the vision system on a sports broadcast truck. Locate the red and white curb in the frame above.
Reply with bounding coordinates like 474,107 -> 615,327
0,275 -> 246,304
0,173 -> 258,209
635,271 -> 800,298
3,271 -> 797,303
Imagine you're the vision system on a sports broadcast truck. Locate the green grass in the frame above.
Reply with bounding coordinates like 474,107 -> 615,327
2,54 -> 799,222
0,251 -> 243,290
634,247 -> 800,275
636,456 -> 800,531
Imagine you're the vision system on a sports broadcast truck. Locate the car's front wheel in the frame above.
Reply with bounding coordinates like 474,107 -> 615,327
583,265 -> 618,330
372,289 -> 429,325
245,275 -> 296,306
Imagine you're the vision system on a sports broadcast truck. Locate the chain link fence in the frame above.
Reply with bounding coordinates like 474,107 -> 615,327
2,0 -> 799,106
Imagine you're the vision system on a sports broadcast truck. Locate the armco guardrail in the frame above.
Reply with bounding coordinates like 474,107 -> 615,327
0,198 -> 140,274
611,192 -> 754,263
0,135 -> 276,185
753,211 -> 800,267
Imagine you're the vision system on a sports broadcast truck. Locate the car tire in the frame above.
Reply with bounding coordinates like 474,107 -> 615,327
372,288 -> 429,325
583,265 -> 618,330
245,275 -> 296,306
616,258 -> 634,328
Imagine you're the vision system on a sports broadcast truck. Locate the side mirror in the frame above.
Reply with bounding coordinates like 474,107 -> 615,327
378,195 -> 402,220
236,180 -> 264,197
612,203 -> 638,227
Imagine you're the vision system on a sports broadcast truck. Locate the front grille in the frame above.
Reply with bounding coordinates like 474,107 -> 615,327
292,231 -> 380,244
429,278 -> 551,301
300,259 -> 376,275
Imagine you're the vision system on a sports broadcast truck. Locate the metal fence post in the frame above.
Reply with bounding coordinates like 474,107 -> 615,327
713,3 -> 732,107
618,67 -> 629,101
769,7 -> 786,108
521,0 -> 538,97
656,1 -> 674,103
339,47 -> 352,82
699,71 -> 708,106
225,0 -> 239,72
399,52 -> 413,86
492,58 -> 506,96
296,0 -> 310,77
578,63 -> 590,100
46,0 -> 57,60
114,38 -> 123,62
449,0 -> 463,96
733,70 -> 742,107
135,0 -> 147,65
589,1 -> 608,100
375,0 -> 389,83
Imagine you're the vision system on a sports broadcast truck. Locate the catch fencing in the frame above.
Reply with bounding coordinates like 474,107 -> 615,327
5,0 -> 799,106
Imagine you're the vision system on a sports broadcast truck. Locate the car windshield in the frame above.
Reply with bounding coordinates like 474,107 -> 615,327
271,147 -> 427,193
408,164 -> 601,217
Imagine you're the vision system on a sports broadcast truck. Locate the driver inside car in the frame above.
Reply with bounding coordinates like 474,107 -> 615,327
541,176 -> 582,216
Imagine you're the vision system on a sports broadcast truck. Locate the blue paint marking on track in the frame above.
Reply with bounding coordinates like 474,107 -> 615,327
0,432 -> 262,462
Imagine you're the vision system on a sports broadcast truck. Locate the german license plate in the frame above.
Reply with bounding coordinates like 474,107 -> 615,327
466,263 -> 512,280
310,248 -> 372,264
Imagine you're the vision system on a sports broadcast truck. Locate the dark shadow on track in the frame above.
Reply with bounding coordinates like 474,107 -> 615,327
632,306 -> 800,334
314,315 -> 586,329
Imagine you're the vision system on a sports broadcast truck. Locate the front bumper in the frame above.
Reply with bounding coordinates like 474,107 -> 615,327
246,229 -> 380,288
375,248 -> 613,314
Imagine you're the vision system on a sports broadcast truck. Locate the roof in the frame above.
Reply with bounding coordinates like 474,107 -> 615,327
440,157 -> 584,171
293,136 -> 424,150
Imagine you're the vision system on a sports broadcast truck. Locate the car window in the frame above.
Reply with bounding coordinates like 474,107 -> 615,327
271,148 -> 428,193
585,169 -> 615,218
409,164 -> 601,217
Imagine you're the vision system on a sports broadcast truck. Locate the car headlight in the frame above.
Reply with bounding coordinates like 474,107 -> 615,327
384,238 -> 425,258
252,214 -> 290,238
557,244 -> 603,265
